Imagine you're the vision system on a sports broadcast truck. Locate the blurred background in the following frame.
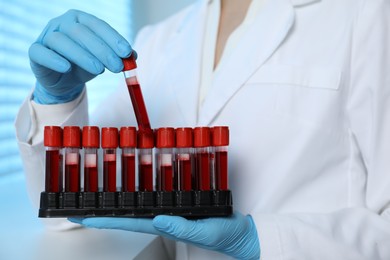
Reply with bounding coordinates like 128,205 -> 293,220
0,0 -> 195,185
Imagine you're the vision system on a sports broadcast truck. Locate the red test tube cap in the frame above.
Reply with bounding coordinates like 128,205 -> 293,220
156,127 -> 175,148
212,126 -> 229,146
193,127 -> 211,147
175,127 -> 193,148
82,126 -> 100,148
102,127 -> 119,148
63,126 -> 81,148
137,129 -> 154,148
122,53 -> 137,71
120,127 -> 137,148
44,126 -> 62,147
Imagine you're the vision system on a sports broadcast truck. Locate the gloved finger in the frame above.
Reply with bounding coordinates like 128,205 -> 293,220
69,217 -> 163,236
43,31 -> 104,74
77,11 -> 132,57
61,22 -> 124,73
29,43 -> 71,73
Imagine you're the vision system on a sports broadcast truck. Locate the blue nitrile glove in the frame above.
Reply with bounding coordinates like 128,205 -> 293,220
69,212 -> 260,259
29,9 -> 133,104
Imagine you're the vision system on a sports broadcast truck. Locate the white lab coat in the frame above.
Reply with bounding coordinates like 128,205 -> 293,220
15,0 -> 390,259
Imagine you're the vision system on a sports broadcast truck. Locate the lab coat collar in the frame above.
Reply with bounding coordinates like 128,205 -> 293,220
198,0 -> 296,125
168,0 -> 320,126
166,0 -> 208,126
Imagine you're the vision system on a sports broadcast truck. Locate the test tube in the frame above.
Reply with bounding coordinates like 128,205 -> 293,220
175,127 -> 193,191
102,127 -> 118,192
82,126 -> 100,192
44,126 -> 63,192
212,126 -> 229,190
137,129 -> 154,191
63,126 -> 81,192
120,127 -> 137,192
194,127 -> 211,191
122,54 -> 151,130
156,128 -> 175,191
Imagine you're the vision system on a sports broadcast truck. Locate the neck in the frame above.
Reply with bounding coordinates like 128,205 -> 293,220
214,0 -> 252,69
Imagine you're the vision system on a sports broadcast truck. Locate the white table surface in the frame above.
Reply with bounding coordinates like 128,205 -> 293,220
0,176 -> 168,260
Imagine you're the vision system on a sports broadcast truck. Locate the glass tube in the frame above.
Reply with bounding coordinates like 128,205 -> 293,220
82,126 -> 100,192
44,126 -> 63,192
63,126 -> 81,192
102,127 -> 118,192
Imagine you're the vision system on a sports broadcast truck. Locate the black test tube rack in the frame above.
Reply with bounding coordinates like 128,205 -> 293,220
39,126 -> 233,218
39,190 -> 232,218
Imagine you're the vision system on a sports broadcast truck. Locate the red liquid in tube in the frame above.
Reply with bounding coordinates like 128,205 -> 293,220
84,165 -> 98,192
215,151 -> 228,190
122,55 -> 151,131
137,129 -> 154,192
120,127 -> 137,192
194,127 -> 211,191
63,126 -> 81,192
44,126 -> 63,192
45,149 -> 62,192
122,154 -> 135,192
102,127 -> 118,192
156,128 -> 175,191
126,81 -> 151,130
161,165 -> 173,191
212,126 -> 229,190
65,160 -> 80,192
139,163 -> 153,191
196,152 -> 211,190
103,154 -> 116,192
82,126 -> 100,192
177,155 -> 192,191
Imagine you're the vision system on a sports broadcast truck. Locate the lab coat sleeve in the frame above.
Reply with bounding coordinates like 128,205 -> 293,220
252,1 -> 390,259
15,89 -> 88,230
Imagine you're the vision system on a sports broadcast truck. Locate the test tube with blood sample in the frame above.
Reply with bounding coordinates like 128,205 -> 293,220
63,126 -> 81,192
155,128 -> 175,191
194,127 -> 212,191
102,127 -> 118,192
122,54 -> 151,131
137,129 -> 154,191
82,126 -> 100,192
120,127 -> 137,192
212,126 -> 229,190
44,126 -> 63,192
175,127 -> 193,191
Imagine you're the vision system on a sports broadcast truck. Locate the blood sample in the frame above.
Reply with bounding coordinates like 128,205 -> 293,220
120,127 -> 137,192
63,126 -> 81,192
137,129 -> 154,191
156,128 -> 175,191
44,126 -> 63,192
102,127 -> 118,192
175,127 -> 193,191
194,127 -> 212,191
122,54 -> 151,131
82,126 -> 100,192
212,126 -> 229,190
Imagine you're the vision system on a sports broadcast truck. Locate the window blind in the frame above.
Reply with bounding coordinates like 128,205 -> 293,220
0,0 -> 132,181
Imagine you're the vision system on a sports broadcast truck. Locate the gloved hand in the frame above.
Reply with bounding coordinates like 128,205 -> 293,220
69,212 -> 260,259
29,9 -> 133,104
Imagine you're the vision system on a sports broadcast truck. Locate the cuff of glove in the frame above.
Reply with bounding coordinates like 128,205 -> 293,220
32,81 -> 85,104
244,215 -> 261,260
29,89 -> 86,145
